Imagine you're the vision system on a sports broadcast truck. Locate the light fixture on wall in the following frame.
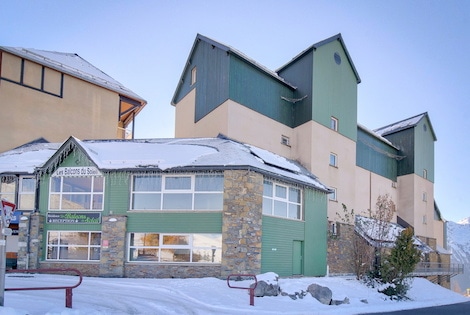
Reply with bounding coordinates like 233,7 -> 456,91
108,218 -> 117,222
20,216 -> 29,221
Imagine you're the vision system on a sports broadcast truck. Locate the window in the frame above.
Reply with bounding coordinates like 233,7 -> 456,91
423,169 -> 428,179
131,174 -> 224,211
263,180 -> 302,220
330,116 -> 338,131
329,153 -> 338,167
329,187 -> 337,201
18,177 -> 36,210
128,233 -> 222,263
46,231 -> 101,261
281,135 -> 290,146
0,176 -> 17,204
0,176 -> 37,210
49,175 -> 104,210
191,67 -> 197,85
422,192 -> 427,202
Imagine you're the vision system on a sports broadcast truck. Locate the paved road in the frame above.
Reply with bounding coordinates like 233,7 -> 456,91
359,301 -> 470,315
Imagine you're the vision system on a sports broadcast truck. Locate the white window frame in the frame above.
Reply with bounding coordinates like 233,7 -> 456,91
18,176 -> 36,210
130,174 -> 224,211
0,176 -> 17,204
329,153 -> 338,167
127,233 -> 222,264
46,231 -> 101,261
330,116 -> 338,131
329,187 -> 337,201
423,169 -> 428,179
49,175 -> 104,211
262,180 -> 302,220
191,67 -> 197,85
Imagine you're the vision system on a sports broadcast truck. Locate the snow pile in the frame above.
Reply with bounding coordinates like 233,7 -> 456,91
0,272 -> 467,315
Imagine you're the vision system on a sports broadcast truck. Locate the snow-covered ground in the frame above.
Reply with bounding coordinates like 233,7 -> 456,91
0,272 -> 468,315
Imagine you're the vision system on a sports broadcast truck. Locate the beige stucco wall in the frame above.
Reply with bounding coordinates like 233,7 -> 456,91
397,173 -> 439,244
0,51 -> 122,152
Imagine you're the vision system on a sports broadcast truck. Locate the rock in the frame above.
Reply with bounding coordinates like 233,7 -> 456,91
250,280 -> 280,297
331,297 -> 350,305
307,283 -> 332,305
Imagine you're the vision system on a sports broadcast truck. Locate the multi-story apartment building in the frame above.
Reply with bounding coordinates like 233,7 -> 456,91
0,46 -> 147,152
171,34 -> 454,285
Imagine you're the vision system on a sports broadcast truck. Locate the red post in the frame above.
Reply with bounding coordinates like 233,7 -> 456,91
65,288 -> 72,308
249,287 -> 255,306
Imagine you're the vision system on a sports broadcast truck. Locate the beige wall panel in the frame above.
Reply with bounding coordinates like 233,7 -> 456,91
1,52 -> 22,82
397,174 -> 415,227
0,73 -> 119,151
43,67 -> 62,95
23,60 -> 42,89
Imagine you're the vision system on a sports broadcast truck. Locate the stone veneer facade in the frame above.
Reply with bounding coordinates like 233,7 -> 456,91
221,170 -> 263,277
17,169 -> 266,279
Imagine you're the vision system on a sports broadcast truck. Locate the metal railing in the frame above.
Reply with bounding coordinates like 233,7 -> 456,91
411,262 -> 464,277
5,268 -> 83,308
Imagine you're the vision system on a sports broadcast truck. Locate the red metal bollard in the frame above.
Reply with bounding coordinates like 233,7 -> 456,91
227,274 -> 257,306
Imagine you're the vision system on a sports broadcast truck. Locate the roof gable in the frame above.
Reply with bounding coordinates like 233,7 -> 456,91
374,112 -> 437,141
0,46 -> 146,104
276,33 -> 361,84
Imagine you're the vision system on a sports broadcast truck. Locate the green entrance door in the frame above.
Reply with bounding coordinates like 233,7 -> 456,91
293,240 -> 303,275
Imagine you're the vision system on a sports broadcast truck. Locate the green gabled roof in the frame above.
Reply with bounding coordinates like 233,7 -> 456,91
276,33 -> 361,84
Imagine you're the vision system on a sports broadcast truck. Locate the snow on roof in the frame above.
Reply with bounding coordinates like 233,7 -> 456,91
0,142 -> 61,174
0,46 -> 145,103
374,113 -> 426,137
61,136 -> 331,193
355,215 -> 433,253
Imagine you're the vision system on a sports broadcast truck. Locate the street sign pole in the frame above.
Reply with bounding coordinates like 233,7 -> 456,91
0,199 -> 16,307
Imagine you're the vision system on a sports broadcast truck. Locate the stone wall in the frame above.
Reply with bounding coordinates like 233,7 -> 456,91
99,215 -> 127,277
221,170 -> 263,277
125,264 -> 221,278
17,212 -> 44,270
327,222 -> 356,275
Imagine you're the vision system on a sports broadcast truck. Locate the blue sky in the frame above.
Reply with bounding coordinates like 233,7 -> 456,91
1,1 -> 469,222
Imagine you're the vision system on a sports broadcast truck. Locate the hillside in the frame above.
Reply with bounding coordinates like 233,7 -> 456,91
448,218 -> 470,294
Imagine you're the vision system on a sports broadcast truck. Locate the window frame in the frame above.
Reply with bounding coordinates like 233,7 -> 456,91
329,187 -> 337,202
48,175 -> 105,211
262,179 -> 303,220
330,116 -> 338,131
191,67 -> 197,85
130,173 -> 224,211
46,231 -> 101,261
329,153 -> 338,167
127,233 -> 222,264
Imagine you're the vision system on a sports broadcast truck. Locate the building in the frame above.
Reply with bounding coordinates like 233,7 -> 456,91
171,34 -> 455,285
0,46 -> 147,152
6,135 -> 330,278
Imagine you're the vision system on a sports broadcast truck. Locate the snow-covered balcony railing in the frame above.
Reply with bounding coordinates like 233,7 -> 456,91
411,262 -> 464,277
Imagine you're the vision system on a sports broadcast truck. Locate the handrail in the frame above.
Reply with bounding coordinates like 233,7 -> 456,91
5,268 -> 82,308
411,262 -> 464,276
227,274 -> 257,306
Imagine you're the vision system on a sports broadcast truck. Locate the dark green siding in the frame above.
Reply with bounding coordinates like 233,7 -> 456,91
261,188 -> 327,277
173,40 -> 231,122
261,216 -> 305,276
126,212 -> 222,233
383,128 -> 415,177
277,50 -> 314,127
105,173 -> 130,214
229,55 -> 296,127
303,189 -> 327,276
356,128 -> 398,181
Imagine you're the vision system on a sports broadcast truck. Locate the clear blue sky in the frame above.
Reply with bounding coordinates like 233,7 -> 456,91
1,1 -> 469,222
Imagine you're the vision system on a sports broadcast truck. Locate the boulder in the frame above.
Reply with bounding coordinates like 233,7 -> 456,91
250,280 -> 280,297
307,283 -> 332,305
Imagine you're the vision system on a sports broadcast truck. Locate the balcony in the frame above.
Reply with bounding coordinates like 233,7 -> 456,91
411,262 -> 464,277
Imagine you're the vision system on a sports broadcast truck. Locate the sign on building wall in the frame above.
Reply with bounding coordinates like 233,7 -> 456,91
52,166 -> 101,177
47,212 -> 102,224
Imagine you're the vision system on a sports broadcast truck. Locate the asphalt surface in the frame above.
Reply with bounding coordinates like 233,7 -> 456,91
359,301 -> 470,315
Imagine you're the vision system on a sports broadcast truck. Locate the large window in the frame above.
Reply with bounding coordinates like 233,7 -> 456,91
47,231 -> 101,261
131,174 -> 224,211
263,180 -> 302,220
0,176 -> 37,210
128,233 -> 222,263
49,176 -> 104,210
